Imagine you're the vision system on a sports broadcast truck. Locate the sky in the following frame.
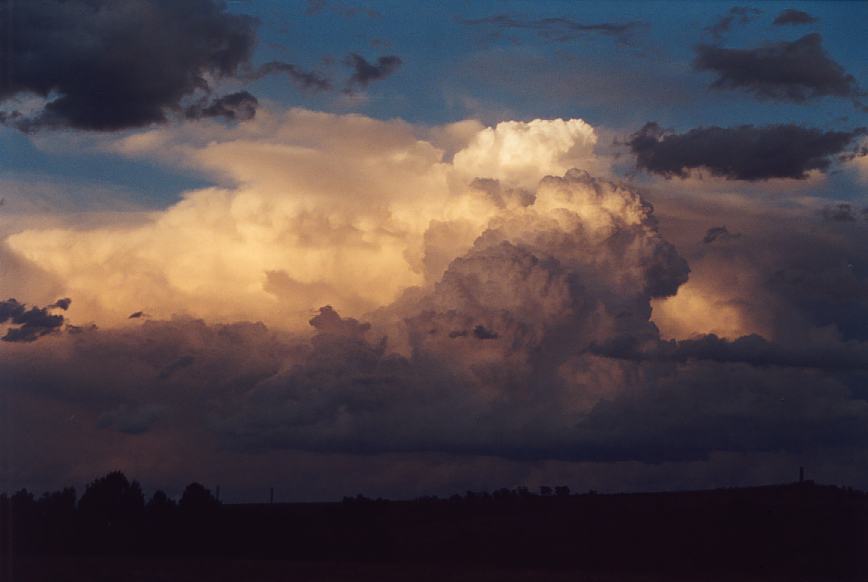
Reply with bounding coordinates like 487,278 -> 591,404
1,0 -> 868,502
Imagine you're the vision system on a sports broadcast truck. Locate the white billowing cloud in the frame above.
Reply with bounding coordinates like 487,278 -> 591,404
452,118 -> 599,189
5,109 -> 605,329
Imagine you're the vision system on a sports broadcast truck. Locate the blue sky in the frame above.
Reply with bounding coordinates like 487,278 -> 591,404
3,1 -> 865,208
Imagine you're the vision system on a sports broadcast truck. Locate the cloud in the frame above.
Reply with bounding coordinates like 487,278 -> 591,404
5,110 -> 868,491
705,6 -> 762,42
702,226 -> 740,244
185,91 -> 259,122
460,14 -> 644,45
627,122 -> 864,180
596,332 -> 868,373
0,297 -> 69,342
0,0 -> 258,131
343,54 -> 403,92
650,192 -> 868,344
694,34 -> 864,105
773,9 -> 817,26
5,110 -> 604,328
247,62 -> 332,92
305,0 -> 381,19
453,118 -> 601,189
821,203 -> 868,222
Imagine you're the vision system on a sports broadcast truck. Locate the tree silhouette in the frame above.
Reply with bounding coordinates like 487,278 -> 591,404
179,482 -> 219,513
78,471 -> 144,523
77,471 -> 144,552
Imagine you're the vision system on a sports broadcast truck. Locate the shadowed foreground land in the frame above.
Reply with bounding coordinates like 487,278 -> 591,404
2,476 -> 867,581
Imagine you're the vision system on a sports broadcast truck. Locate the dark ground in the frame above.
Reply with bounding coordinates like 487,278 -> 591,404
3,558 -> 836,582
3,479 -> 867,581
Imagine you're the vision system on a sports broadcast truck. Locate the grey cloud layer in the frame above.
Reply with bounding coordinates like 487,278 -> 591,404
461,14 -> 643,45
773,9 -> 817,26
0,0 -> 258,130
0,0 -> 401,130
694,33 -> 864,105
628,122 -> 864,180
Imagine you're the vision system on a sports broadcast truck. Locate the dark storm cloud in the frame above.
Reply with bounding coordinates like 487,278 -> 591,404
158,356 -> 196,380
0,298 -> 69,342
343,54 -> 403,92
472,325 -> 498,340
694,34 -> 864,105
628,122 -> 864,180
0,0 -> 258,131
185,91 -> 259,121
705,6 -> 762,42
248,62 -> 333,92
702,226 -> 740,244
596,332 -> 868,373
460,14 -> 644,45
773,9 -> 817,26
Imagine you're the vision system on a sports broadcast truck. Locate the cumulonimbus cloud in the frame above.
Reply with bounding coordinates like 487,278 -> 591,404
5,110 -> 602,328
4,110 -> 868,490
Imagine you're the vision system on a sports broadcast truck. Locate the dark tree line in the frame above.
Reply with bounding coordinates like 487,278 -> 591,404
1,472 -> 220,556
2,471 -> 868,578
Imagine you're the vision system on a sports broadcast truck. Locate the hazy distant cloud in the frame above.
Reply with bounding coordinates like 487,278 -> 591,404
628,122 -> 865,180
773,9 -> 817,26
821,203 -> 868,222
705,6 -> 762,42
185,91 -> 259,122
248,62 -> 333,92
305,0 -> 381,18
344,54 -> 403,92
694,34 -> 864,105
0,298 -> 69,342
461,14 -> 644,45
0,0 -> 258,131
